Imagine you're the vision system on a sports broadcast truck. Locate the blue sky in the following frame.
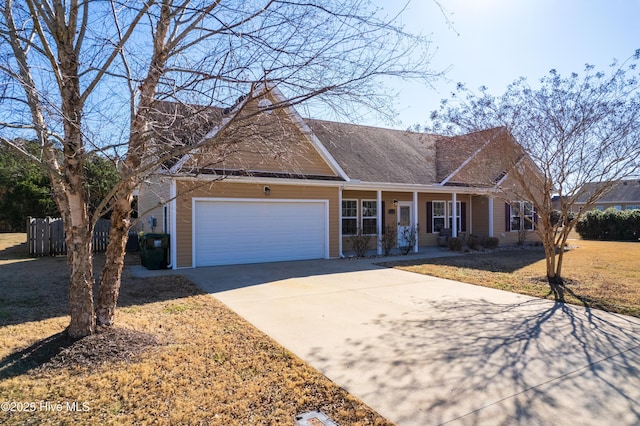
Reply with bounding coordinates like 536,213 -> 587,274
369,0 -> 640,128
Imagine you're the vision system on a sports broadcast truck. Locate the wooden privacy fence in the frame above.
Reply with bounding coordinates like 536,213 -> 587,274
27,217 -> 111,256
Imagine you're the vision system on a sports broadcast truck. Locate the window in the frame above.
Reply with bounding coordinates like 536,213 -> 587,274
432,201 -> 445,232
613,205 -> 622,211
448,201 -> 462,231
510,201 -> 535,231
342,200 -> 357,235
627,205 -> 640,210
361,200 -> 377,235
595,206 -> 604,211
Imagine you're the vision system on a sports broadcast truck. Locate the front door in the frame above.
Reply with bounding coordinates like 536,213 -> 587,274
397,202 -> 413,247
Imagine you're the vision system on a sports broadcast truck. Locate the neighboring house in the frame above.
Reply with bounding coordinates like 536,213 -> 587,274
138,87 -> 541,268
574,180 -> 640,212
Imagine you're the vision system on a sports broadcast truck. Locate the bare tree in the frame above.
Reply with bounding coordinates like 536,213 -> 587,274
427,54 -> 640,283
0,0 -> 437,338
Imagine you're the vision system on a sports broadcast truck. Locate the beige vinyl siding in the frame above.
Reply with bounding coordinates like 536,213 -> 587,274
340,190 -> 473,249
419,193 -> 472,246
342,190 -> 414,251
175,180 -> 339,268
137,175 -> 171,233
495,201 -> 540,245
471,195 -> 490,238
182,94 -> 337,177
495,202 -> 519,244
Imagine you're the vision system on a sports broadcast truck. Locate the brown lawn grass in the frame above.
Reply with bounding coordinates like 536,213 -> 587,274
384,239 -> 640,318
0,234 -> 391,425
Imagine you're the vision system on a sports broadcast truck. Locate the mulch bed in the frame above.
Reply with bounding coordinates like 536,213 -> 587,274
36,327 -> 159,372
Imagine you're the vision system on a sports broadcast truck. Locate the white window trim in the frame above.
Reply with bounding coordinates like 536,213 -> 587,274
510,201 -> 535,232
342,199 -> 358,235
432,200 -> 446,233
361,199 -> 378,236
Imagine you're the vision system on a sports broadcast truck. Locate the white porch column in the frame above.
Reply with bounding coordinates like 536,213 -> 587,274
488,196 -> 494,238
339,187 -> 344,257
469,196 -> 473,234
377,190 -> 382,255
413,191 -> 419,253
452,192 -> 458,238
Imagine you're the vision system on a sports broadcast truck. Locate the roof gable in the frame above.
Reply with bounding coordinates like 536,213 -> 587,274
164,88 -> 344,180
440,128 -> 526,187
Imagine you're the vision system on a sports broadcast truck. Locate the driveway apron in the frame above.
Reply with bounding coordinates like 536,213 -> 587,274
177,259 -> 640,426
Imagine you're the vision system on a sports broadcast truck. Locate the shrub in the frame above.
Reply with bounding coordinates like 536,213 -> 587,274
517,228 -> 528,246
447,237 -> 463,251
551,210 -> 576,227
576,208 -> 640,241
379,225 -> 397,256
348,229 -> 372,258
483,237 -> 500,249
467,234 -> 481,250
399,226 -> 417,255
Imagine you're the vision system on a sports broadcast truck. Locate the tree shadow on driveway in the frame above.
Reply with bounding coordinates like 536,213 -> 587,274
309,295 -> 640,425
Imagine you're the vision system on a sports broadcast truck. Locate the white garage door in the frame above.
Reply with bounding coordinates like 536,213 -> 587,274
193,199 -> 328,267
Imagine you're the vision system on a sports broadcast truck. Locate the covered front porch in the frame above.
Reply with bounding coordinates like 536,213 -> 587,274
339,187 -> 509,256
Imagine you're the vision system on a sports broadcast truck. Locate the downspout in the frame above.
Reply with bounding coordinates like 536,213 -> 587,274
488,196 -> 494,238
413,191 -> 419,253
339,186 -> 344,258
377,190 -> 382,255
452,192 -> 458,238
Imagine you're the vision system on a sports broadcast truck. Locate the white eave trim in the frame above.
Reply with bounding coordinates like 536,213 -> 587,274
171,174 -> 500,194
174,174 -> 346,187
343,180 -> 498,195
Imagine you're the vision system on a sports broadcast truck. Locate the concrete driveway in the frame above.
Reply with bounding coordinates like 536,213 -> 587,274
176,258 -> 640,425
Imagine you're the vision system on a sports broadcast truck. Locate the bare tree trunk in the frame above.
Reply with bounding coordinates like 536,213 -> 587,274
554,228 -> 571,281
95,2 -> 171,326
65,223 -> 96,338
96,186 -> 135,326
545,246 -> 556,280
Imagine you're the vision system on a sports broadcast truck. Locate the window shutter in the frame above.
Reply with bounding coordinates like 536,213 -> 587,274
534,206 -> 538,228
461,202 -> 467,232
381,201 -> 386,233
426,202 -> 433,233
505,203 -> 511,232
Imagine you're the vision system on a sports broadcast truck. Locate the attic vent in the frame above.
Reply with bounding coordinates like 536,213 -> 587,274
493,171 -> 507,183
222,94 -> 248,115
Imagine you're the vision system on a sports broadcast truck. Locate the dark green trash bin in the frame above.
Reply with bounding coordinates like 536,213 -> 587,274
139,233 -> 169,270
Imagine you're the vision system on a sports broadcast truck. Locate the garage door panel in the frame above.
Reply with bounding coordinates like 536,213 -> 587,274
194,199 -> 327,267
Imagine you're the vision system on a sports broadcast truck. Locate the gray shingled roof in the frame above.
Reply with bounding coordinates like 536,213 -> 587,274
305,120 -> 511,187
304,119 -> 439,184
576,179 -> 640,203
160,98 -> 517,187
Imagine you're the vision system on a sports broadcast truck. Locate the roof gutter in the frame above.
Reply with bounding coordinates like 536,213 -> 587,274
343,180 -> 499,195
